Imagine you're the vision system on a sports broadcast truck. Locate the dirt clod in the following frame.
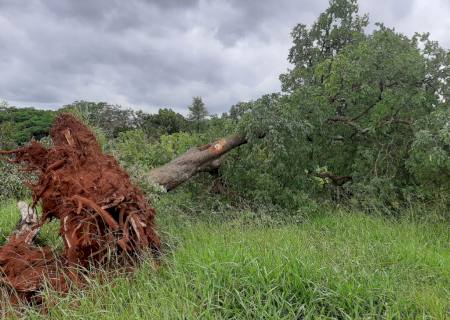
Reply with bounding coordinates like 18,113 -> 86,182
0,114 -> 160,304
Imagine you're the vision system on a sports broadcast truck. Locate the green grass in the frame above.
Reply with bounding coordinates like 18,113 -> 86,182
0,200 -> 62,248
0,200 -> 18,245
1,200 -> 449,319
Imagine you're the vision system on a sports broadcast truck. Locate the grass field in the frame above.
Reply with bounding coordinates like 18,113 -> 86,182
0,199 -> 449,319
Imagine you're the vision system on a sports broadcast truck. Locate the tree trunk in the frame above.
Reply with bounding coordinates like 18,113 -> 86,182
148,133 -> 248,191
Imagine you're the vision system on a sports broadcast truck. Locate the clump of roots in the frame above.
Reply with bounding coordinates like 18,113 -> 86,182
0,114 -> 160,304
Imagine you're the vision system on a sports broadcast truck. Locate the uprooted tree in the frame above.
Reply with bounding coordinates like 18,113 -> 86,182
0,113 -> 257,304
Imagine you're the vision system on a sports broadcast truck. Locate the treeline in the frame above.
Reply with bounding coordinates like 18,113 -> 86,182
1,0 -> 449,212
0,97 -> 212,147
0,102 -> 56,148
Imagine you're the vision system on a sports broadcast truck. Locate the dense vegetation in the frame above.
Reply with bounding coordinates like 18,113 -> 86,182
0,102 -> 55,149
0,0 -> 449,317
2,0 -> 448,212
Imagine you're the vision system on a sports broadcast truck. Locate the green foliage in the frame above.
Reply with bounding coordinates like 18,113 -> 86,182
112,129 -> 163,169
313,25 -> 448,205
408,106 -> 450,199
138,108 -> 189,138
0,162 -> 30,202
222,101 -> 251,122
111,129 -> 207,200
1,0 -> 448,212
60,101 -> 137,138
0,102 -> 55,147
317,26 -> 431,181
112,129 -> 205,170
280,0 -> 368,91
220,3 -> 450,210
188,96 -> 208,133
0,121 -> 15,149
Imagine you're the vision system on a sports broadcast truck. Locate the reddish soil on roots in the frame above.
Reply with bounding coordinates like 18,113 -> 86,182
0,114 -> 160,304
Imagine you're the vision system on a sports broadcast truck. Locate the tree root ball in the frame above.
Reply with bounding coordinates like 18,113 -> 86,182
0,114 -> 160,304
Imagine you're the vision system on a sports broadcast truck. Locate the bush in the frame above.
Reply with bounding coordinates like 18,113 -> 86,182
0,162 -> 30,201
111,129 -> 205,170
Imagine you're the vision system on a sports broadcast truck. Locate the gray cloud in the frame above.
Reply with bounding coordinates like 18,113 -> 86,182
0,0 -> 448,114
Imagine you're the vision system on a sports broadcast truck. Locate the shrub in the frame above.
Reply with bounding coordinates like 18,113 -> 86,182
0,162 -> 30,201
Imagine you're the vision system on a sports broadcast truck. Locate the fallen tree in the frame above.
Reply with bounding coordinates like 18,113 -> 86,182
11,133 -> 253,240
148,134 -> 248,191
0,114 -> 256,304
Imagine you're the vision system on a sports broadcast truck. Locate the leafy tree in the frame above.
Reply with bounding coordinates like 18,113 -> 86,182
227,102 -> 252,122
223,0 -> 450,208
138,108 -> 188,138
280,0 -> 368,91
408,106 -> 450,199
60,101 -> 137,138
188,97 -> 208,132
0,102 -> 55,146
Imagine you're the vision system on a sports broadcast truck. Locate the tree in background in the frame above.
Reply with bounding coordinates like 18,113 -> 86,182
60,101 -> 137,138
138,108 -> 188,138
0,102 -> 55,146
188,96 -> 208,133
227,102 -> 252,122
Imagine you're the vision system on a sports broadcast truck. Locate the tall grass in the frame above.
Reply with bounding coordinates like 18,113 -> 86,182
0,199 -> 449,319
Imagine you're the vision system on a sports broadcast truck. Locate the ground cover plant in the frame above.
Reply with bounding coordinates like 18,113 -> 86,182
0,198 -> 448,319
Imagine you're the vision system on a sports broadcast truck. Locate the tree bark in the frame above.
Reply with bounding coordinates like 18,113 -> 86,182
13,201 -> 39,243
148,133 -> 248,191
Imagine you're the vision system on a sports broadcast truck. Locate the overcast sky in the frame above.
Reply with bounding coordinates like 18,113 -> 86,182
1,0 -> 449,115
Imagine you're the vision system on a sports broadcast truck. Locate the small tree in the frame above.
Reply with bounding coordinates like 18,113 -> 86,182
188,97 -> 208,132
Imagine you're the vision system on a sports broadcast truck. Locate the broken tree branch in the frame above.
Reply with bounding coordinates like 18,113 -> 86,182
148,133 -> 248,191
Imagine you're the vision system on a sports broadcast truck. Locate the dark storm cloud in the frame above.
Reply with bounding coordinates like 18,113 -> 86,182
0,0 -> 448,114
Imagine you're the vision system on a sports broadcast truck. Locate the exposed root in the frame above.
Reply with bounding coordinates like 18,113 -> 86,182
0,114 -> 160,304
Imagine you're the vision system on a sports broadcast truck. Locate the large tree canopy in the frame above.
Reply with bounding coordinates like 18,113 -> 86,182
223,0 -> 450,208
